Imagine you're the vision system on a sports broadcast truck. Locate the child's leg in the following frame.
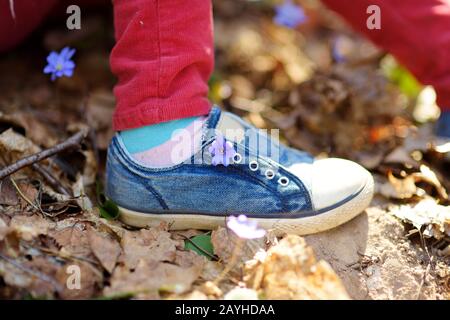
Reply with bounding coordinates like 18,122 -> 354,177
323,0 -> 450,137
0,0 -> 57,52
110,0 -> 213,166
110,0 -> 213,130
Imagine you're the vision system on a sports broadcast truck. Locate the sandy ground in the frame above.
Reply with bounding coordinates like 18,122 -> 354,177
305,196 -> 448,300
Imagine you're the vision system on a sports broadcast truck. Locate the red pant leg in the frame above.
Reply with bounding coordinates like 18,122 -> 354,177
110,0 -> 214,130
0,0 -> 57,52
323,0 -> 450,110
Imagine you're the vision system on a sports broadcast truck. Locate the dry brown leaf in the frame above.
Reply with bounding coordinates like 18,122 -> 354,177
412,165 -> 448,200
15,181 -> 39,208
0,112 -> 59,148
211,227 -> 272,265
50,224 -> 93,258
244,235 -> 350,299
9,214 -> 53,241
0,128 -> 41,161
390,199 -> 450,240
0,255 -> 62,298
87,227 -> 121,273
104,260 -> 202,298
0,217 -> 9,241
170,229 -> 203,241
174,250 -> 206,269
0,179 -> 19,205
120,227 -> 180,269
378,172 -> 419,200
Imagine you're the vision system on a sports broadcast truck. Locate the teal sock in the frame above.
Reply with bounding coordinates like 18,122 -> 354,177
120,116 -> 201,154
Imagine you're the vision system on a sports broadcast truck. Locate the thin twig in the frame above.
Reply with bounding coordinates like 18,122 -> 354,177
416,258 -> 433,300
21,242 -> 100,266
0,252 -> 63,292
0,129 -> 87,181
31,163 -> 72,196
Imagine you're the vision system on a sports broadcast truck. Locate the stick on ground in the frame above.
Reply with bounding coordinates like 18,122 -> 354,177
0,129 -> 88,181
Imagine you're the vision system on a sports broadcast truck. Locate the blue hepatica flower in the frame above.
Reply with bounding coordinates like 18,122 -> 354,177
208,134 -> 236,167
227,215 -> 266,239
331,37 -> 347,63
44,47 -> 76,81
274,0 -> 307,29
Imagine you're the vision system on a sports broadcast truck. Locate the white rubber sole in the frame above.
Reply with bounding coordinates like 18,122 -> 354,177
118,172 -> 374,236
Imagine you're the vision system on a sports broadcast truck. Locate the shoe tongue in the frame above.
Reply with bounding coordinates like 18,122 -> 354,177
204,106 -> 246,143
204,106 -> 222,130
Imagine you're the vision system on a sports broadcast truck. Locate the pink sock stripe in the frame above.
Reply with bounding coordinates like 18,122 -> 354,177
131,117 -> 205,167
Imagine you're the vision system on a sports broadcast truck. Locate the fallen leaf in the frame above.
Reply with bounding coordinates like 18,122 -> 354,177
50,224 -> 93,258
104,260 -> 202,298
412,165 -> 448,200
0,255 -> 62,298
9,214 -> 53,241
211,227 -> 272,265
390,199 -> 450,240
244,235 -> 350,299
378,171 -> 419,200
120,227 -> 180,269
184,234 -> 214,259
0,179 -> 19,206
87,227 -> 121,273
0,217 -> 9,241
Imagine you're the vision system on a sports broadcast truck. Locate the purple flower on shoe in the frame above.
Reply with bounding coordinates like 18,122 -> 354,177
44,47 -> 76,81
227,215 -> 266,239
208,134 -> 236,167
274,0 -> 307,29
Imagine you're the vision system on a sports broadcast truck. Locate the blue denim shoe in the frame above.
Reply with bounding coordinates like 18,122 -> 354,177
106,107 -> 374,235
436,110 -> 450,138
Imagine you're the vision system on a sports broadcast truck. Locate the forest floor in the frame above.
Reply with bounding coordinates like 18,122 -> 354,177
0,1 -> 448,299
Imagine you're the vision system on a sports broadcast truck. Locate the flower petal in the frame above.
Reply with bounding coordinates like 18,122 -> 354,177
65,48 -> 76,60
62,68 -> 74,77
64,60 -> 75,69
43,65 -> 54,74
46,52 -> 59,65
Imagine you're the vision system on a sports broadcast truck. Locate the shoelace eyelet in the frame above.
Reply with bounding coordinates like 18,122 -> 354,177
233,153 -> 242,164
278,177 -> 289,186
265,169 -> 275,180
249,160 -> 259,171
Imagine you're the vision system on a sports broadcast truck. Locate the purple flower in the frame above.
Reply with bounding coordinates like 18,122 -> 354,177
44,47 -> 76,81
331,37 -> 347,63
227,215 -> 266,239
274,0 -> 307,29
208,134 -> 236,167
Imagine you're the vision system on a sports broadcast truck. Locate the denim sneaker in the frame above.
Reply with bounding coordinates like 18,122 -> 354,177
106,107 -> 374,235
435,111 -> 450,161
436,110 -> 450,138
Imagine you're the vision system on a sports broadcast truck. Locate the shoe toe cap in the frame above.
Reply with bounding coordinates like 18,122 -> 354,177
311,158 -> 372,210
